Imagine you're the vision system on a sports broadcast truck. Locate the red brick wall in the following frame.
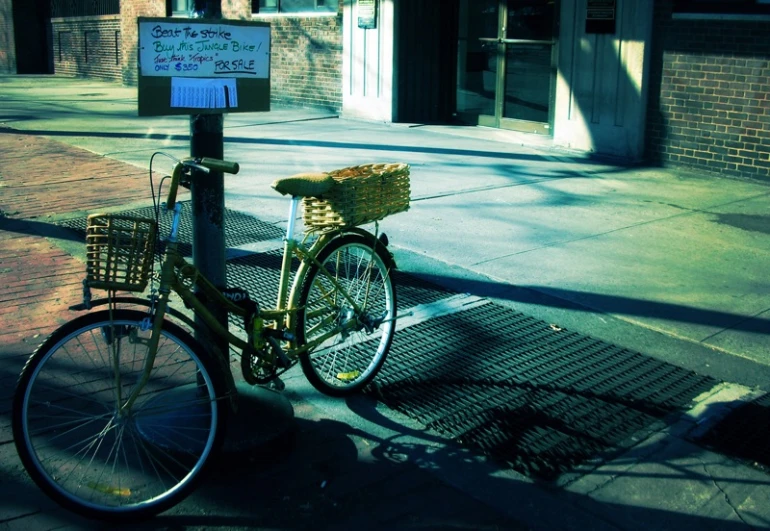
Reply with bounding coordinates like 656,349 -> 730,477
0,0 -> 16,72
222,0 -> 251,20
252,13 -> 343,111
119,0 -> 165,84
51,16 -> 122,80
647,2 -> 770,181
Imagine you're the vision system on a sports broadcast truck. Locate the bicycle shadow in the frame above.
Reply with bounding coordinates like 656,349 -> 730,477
0,360 -> 767,530
142,399 -> 766,530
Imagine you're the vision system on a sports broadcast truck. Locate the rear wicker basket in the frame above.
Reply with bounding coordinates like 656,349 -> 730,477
303,163 -> 410,229
85,214 -> 157,292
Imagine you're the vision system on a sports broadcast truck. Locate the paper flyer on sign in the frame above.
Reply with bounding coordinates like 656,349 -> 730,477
170,78 -> 238,109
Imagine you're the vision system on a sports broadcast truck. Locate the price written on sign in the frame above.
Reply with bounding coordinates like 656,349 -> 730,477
139,21 -> 270,78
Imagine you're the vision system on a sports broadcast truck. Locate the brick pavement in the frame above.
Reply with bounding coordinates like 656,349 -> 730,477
0,129 -> 191,525
0,128 -> 182,395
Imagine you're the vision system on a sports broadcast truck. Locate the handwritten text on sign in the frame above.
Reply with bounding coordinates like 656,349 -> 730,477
139,21 -> 270,78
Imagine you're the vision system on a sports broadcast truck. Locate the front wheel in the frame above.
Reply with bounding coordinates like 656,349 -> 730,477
296,234 -> 396,396
12,309 -> 227,521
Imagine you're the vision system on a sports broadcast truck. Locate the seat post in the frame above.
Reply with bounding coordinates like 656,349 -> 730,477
277,196 -> 301,309
285,196 -> 300,242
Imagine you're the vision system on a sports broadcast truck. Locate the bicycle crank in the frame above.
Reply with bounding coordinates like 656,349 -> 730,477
241,336 -> 292,385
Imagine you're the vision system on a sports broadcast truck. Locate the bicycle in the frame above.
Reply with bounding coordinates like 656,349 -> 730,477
12,152 -> 410,521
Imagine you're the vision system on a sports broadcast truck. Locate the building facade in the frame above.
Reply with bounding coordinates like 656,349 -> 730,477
1,0 -> 768,181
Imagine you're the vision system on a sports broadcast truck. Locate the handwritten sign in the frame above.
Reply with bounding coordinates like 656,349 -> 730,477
357,0 -> 377,29
139,20 -> 270,78
137,18 -> 270,117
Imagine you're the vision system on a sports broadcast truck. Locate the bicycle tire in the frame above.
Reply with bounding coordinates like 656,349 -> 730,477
296,234 -> 396,396
12,309 -> 227,521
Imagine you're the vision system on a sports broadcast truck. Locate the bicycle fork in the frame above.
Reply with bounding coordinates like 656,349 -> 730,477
117,203 -> 183,414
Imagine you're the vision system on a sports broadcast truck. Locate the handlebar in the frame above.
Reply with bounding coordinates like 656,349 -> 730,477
167,156 -> 240,209
198,157 -> 240,175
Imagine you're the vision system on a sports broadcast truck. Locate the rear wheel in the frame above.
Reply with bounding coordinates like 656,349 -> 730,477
296,234 -> 396,396
12,309 -> 227,521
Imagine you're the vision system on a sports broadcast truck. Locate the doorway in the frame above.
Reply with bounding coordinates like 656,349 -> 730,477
12,0 -> 52,74
456,0 -> 556,134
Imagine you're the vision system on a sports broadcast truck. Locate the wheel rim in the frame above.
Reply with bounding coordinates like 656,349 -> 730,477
18,318 -> 219,515
302,241 -> 395,389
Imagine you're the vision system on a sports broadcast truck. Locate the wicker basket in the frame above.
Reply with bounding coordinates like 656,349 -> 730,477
85,214 -> 157,292
303,163 -> 410,229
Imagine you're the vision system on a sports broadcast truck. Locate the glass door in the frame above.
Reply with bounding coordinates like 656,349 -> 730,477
457,0 -> 556,134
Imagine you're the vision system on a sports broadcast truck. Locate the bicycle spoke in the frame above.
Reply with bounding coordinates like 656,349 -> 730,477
14,310 -> 223,519
298,236 -> 396,395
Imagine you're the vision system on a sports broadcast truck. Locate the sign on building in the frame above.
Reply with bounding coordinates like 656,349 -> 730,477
137,17 -> 270,116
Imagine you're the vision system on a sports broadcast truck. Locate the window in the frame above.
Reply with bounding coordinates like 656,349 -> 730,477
51,0 -> 119,17
168,0 -> 191,16
674,0 -> 770,14
252,0 -> 336,14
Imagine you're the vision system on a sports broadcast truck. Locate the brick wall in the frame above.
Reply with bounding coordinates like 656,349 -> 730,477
222,0 -> 251,20
0,0 -> 16,73
647,2 -> 770,181
51,16 -> 122,80
119,0 -> 165,84
252,13 -> 343,111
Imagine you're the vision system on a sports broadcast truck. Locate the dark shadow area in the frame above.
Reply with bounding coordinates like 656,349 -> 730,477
0,215 -> 84,243
11,0 -> 51,75
0,126 -> 612,165
713,212 -> 770,236
696,395 -> 770,475
1,406 -> 766,530
414,272 -> 770,338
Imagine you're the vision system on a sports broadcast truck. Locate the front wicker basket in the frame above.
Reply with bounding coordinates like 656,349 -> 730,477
303,163 -> 410,229
85,214 -> 157,292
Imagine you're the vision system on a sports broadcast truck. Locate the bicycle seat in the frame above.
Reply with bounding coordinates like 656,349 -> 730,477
271,172 -> 336,198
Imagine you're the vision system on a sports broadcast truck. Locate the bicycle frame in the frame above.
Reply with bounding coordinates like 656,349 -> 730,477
119,195 -> 391,411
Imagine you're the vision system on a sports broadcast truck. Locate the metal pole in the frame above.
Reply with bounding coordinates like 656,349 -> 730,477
184,0 -> 294,452
190,0 -> 227,353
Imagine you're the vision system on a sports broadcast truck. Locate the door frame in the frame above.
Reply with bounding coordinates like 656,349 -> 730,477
461,0 -> 558,135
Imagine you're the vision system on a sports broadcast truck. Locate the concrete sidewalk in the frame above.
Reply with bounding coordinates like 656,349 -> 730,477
1,75 -> 769,530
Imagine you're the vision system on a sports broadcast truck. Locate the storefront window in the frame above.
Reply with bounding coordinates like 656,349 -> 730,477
168,0 -> 191,15
253,0 -> 336,14
51,0 -> 119,17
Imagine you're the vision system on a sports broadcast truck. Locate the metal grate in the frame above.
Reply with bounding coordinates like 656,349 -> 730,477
366,302 -> 718,481
225,253 -> 456,313
226,250 -> 291,307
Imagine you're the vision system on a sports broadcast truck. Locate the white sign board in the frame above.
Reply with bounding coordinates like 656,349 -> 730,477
139,20 -> 270,78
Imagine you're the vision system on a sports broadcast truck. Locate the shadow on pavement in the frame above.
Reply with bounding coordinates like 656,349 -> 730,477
415,272 -> 770,338
0,216 -> 84,243
1,127 -> 605,165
